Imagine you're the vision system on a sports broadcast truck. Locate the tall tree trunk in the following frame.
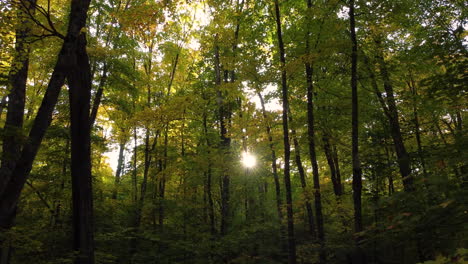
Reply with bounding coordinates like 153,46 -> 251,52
290,114 -> 316,238
350,1 -> 366,263
1,8 -> 34,258
132,127 -> 138,203
51,135 -> 69,228
112,141 -> 125,199
214,38 -> 231,236
67,32 -> 94,264
142,132 -> 151,200
257,92 -> 286,251
305,52 -> 326,264
166,53 -> 179,97
322,133 -> 343,196
350,0 -> 362,232
203,113 -> 216,236
273,1 -> 296,263
304,1 -> 325,261
332,145 -> 343,194
151,132 -> 160,230
374,38 -> 414,192
130,129 -> 153,257
0,1 -> 92,262
158,125 -> 168,230
0,0 -> 36,200
89,62 -> 107,127
407,76 -> 427,178
135,73 -> 154,228
385,145 -> 395,195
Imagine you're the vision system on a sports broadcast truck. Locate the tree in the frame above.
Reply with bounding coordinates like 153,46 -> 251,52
68,31 -> 94,264
273,0 -> 296,263
0,1 -> 466,263
0,0 -> 93,263
349,0 -> 366,262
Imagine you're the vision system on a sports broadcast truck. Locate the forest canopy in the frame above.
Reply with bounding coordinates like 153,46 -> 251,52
0,0 -> 466,264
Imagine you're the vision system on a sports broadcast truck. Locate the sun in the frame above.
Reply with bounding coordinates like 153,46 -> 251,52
241,151 -> 256,168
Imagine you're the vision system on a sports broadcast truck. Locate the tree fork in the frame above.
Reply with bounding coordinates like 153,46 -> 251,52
0,1 -> 92,262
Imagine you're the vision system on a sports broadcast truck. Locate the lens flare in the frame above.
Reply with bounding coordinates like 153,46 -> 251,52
241,152 -> 256,168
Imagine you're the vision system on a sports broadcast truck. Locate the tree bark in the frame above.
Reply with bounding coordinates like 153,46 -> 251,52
214,38 -> 231,237
350,0 -> 362,233
350,1 -> 366,263
0,0 -> 36,202
203,113 -> 216,236
158,126 -> 168,230
132,126 -> 138,203
0,96 -> 7,120
112,141 -> 125,199
290,114 -> 316,238
257,92 -> 286,250
51,135 -> 69,228
273,1 -> 296,263
0,1 -> 92,261
135,76 -> 154,227
332,145 -> 343,194
374,38 -> 414,192
305,51 -> 326,264
322,133 -> 343,196
385,145 -> 395,195
89,63 -> 107,127
304,1 -> 325,261
407,76 -> 427,177
67,32 -> 94,264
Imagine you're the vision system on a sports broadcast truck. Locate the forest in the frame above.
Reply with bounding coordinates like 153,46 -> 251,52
0,0 -> 466,263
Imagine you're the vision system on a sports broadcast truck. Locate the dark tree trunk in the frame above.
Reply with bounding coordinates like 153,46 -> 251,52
132,127 -> 138,203
305,55 -> 326,264
158,126 -> 168,230
374,39 -> 414,192
273,1 -> 296,263
167,52 -> 179,97
350,0 -> 362,234
137,131 -> 150,223
0,0 -> 36,201
365,48 -> 413,192
89,63 -> 107,127
385,145 -> 395,195
258,92 -> 286,252
332,145 -> 343,194
67,32 -> 94,264
151,132 -> 161,230
290,115 -> 316,238
214,39 -> 231,237
112,141 -> 125,199
257,93 -> 282,221
0,1 -> 92,262
350,1 -> 366,263
130,129 -> 154,256
304,1 -> 325,261
0,96 -> 7,120
135,129 -> 155,226
203,113 -> 216,236
322,134 -> 343,196
143,132 -> 152,188
407,76 -> 427,177
219,121 -> 230,237
51,136 -> 69,228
